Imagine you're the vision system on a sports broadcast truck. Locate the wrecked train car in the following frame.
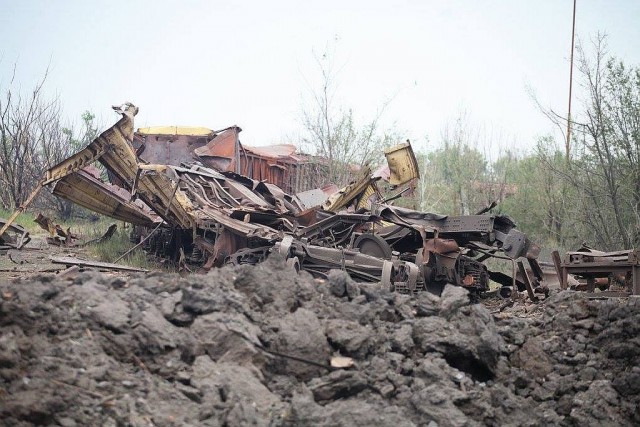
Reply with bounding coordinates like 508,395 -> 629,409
131,125 -> 326,194
2,103 -> 546,298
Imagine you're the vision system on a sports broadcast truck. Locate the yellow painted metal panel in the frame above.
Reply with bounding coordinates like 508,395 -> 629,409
356,184 -> 379,211
137,126 -> 214,137
322,167 -> 373,212
384,141 -> 420,186
52,171 -> 158,227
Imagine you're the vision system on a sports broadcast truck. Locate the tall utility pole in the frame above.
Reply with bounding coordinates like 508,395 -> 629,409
566,0 -> 577,162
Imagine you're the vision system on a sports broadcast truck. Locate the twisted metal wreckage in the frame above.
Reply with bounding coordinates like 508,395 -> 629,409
1,103 -> 548,298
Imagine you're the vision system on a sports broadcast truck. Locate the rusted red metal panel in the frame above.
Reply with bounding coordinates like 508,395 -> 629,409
193,127 -> 241,172
133,133 -> 210,166
133,124 -> 323,194
243,144 -> 297,159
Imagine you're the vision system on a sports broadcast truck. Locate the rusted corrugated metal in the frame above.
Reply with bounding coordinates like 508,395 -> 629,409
193,127 -> 240,172
136,125 -> 325,194
133,126 -> 215,166
195,128 -> 323,194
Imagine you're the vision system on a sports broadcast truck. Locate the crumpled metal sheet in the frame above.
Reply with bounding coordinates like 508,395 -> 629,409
34,102 -> 545,299
322,166 -> 376,212
383,141 -> 419,187
52,168 -> 159,227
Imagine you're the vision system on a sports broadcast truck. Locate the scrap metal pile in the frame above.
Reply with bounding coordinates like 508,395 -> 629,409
0,218 -> 30,250
553,246 -> 640,296
2,103 -> 547,297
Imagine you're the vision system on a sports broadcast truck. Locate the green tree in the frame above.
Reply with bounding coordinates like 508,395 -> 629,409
531,34 -> 640,250
418,112 -> 489,215
0,68 -> 61,209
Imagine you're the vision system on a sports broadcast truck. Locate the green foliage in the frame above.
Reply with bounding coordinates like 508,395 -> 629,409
61,110 -> 99,153
417,114 -> 499,216
417,37 -> 640,254
496,138 -> 579,250
420,144 -> 487,214
557,37 -> 640,249
0,208 -> 41,234
86,226 -> 158,270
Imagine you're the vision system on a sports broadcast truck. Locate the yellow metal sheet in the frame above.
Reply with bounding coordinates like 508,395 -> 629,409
356,184 -> 380,211
52,170 -> 158,227
384,141 -> 420,186
322,167 -> 373,212
137,126 -> 214,137
46,104 -> 195,229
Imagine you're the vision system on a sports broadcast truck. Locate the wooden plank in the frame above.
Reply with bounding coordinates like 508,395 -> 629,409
551,250 -> 565,289
49,256 -> 148,272
0,268 -> 62,273
517,260 -> 538,302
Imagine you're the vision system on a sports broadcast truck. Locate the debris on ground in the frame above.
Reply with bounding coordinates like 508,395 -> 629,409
34,213 -> 79,247
33,214 -> 118,249
49,255 -> 148,273
1,258 -> 637,426
2,103 -> 548,301
79,224 -> 118,248
555,245 -> 640,296
0,218 -> 30,251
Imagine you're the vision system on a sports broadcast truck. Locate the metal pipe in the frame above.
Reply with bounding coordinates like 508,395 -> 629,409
566,0 -> 577,162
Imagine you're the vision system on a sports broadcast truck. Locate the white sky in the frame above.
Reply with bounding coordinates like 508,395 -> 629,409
1,1 -> 639,156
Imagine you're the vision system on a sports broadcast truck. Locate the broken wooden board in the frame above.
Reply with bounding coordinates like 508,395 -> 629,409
49,256 -> 148,272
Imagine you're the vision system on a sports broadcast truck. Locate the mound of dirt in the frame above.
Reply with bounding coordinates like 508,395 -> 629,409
0,257 -> 638,426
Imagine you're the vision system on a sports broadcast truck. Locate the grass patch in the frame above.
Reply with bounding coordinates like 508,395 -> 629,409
2,207 -> 166,271
65,216 -> 119,239
0,208 -> 42,234
0,208 -> 116,236
86,225 -> 166,271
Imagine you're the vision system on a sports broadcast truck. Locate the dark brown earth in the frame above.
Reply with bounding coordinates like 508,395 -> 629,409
0,256 -> 638,426
0,234 -> 129,285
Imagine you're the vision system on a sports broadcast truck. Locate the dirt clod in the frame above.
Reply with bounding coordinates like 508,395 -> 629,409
1,258 -> 638,426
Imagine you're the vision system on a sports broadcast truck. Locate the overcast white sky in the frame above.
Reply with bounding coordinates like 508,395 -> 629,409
1,1 -> 639,155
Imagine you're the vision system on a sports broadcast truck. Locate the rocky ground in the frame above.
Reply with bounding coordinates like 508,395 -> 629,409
0,256 -> 638,426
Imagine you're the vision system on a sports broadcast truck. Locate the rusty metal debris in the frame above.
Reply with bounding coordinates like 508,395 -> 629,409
34,213 -> 79,246
80,223 -> 118,247
133,124 -> 325,194
0,217 -> 30,250
5,103 -> 547,298
33,213 -> 117,248
554,246 -> 640,296
52,166 -> 159,227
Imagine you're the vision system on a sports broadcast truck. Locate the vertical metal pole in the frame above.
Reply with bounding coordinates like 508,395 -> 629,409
234,128 -> 241,174
566,0 -> 577,162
